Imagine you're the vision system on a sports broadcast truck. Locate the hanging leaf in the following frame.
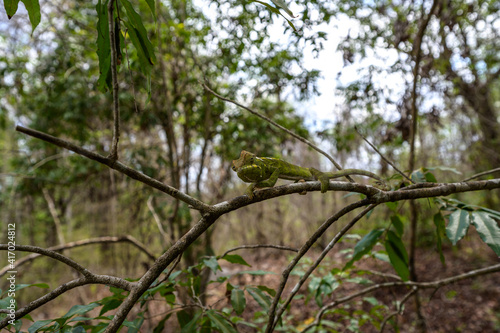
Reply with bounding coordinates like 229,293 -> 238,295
4,0 -> 20,18
433,213 -> 446,264
202,257 -> 221,274
246,286 -> 271,310
120,0 -> 156,65
144,0 -> 156,20
446,209 -> 470,245
471,211 -> 500,256
385,230 -> 409,281
20,0 -> 41,33
96,0 -> 111,92
391,215 -> 404,236
205,310 -> 238,333
221,254 -> 251,267
231,288 -> 246,315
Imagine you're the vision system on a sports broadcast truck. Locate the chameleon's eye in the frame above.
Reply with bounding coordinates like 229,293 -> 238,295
231,165 -> 236,171
250,157 -> 254,163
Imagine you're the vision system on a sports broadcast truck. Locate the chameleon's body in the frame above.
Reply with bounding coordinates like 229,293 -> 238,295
232,150 -> 387,198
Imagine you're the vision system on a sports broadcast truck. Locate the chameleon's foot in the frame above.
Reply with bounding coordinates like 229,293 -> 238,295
310,168 -> 329,193
297,179 -> 307,195
245,184 -> 256,199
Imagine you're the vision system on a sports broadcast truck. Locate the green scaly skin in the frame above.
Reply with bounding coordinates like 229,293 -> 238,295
232,150 -> 388,198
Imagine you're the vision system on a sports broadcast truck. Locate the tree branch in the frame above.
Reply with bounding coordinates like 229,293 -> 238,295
220,244 -> 299,258
0,236 -> 156,277
303,263 -> 500,332
15,125 -> 210,212
0,276 -> 133,328
270,204 -> 378,331
265,199 -> 371,333
462,167 -> 500,182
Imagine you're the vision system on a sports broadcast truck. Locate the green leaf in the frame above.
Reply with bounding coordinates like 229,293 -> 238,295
205,310 -> 238,333
385,230 -> 409,281
179,311 -> 201,332
62,303 -> 100,319
246,287 -> 271,310
144,0 -> 156,20
20,0 -> 41,33
385,201 -> 398,211
230,288 -> 246,315
4,0 -> 20,18
202,257 -> 221,274
12,283 -> 49,292
471,211 -> 500,256
221,254 -> 251,267
120,0 -> 156,64
96,0 -> 111,92
446,209 -> 470,245
270,0 -> 296,17
99,299 -> 122,315
257,285 -> 276,297
343,229 -> 384,270
433,213 -> 446,264
391,215 -> 404,236
123,22 -> 153,72
153,314 -> 170,333
28,319 -> 53,333
251,0 -> 297,31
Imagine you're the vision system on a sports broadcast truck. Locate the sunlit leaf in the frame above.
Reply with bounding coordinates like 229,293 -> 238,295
20,0 -> 41,33
446,209 -> 470,245
471,211 -> 500,256
5,0 -> 20,19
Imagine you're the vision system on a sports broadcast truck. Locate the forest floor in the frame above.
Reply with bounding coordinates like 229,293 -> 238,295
14,232 -> 500,332
204,234 -> 500,333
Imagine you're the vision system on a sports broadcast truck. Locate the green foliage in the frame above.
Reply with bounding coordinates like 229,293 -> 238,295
343,228 -> 384,270
384,230 -> 409,281
436,198 -> 500,256
4,0 -> 40,32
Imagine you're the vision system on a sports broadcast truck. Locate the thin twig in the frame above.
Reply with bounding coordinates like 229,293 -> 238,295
202,83 -> 355,183
355,126 -> 413,183
108,0 -> 120,160
147,196 -> 169,242
462,167 -> 500,182
379,287 -> 418,332
152,253 -> 183,287
265,199 -> 371,333
270,204 -> 378,331
220,244 -> 298,258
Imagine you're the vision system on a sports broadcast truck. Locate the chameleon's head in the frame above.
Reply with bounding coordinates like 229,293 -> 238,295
232,150 -> 256,171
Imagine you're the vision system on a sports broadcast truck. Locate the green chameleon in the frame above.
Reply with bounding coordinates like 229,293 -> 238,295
231,150 -> 387,198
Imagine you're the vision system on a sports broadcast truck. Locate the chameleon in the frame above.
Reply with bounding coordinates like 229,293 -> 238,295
231,150 -> 388,199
